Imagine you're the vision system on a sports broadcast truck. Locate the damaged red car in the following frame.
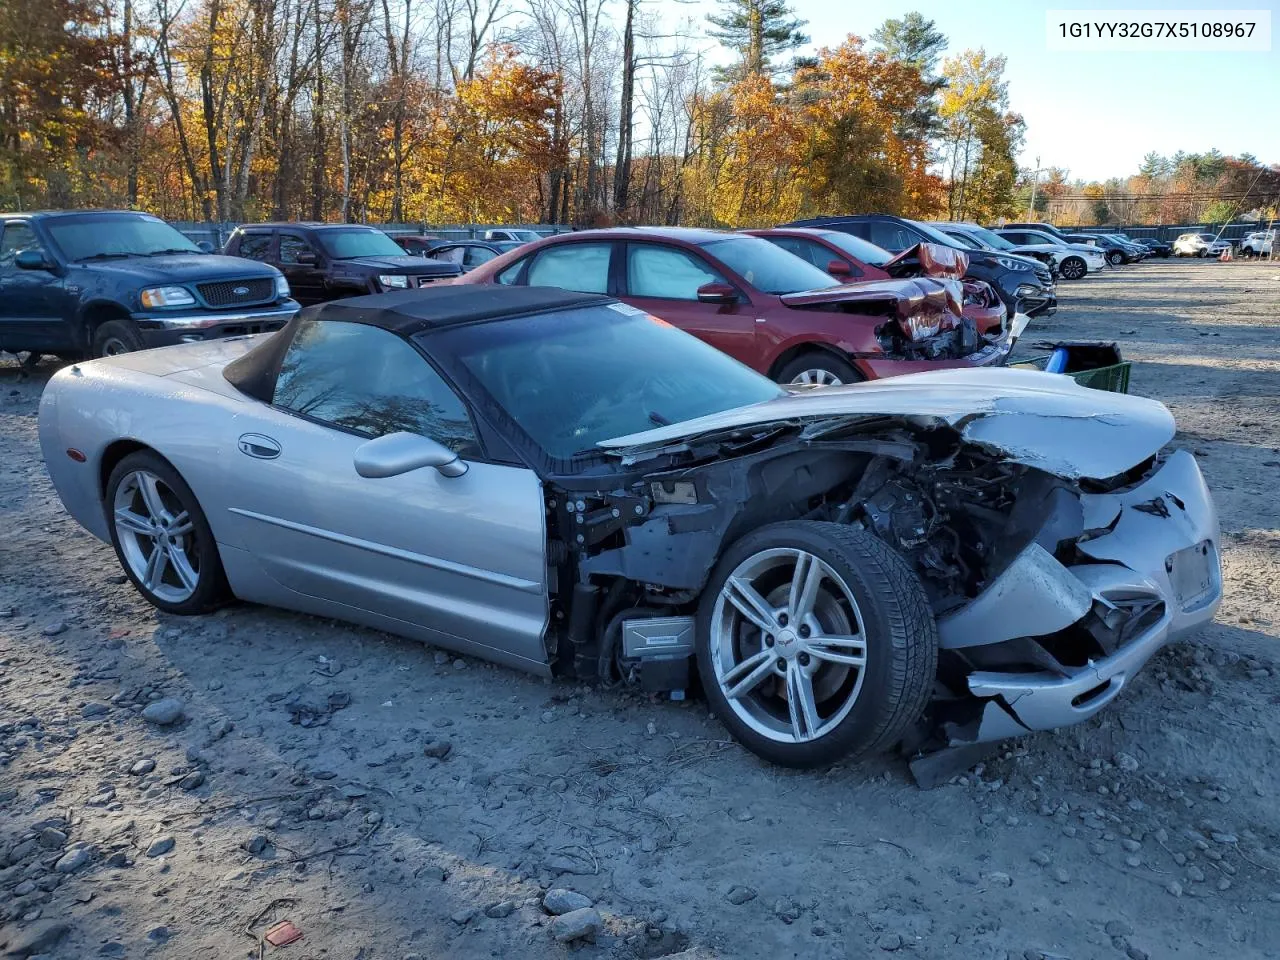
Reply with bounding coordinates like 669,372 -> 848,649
746,226 -> 1010,345
458,227 -> 1012,387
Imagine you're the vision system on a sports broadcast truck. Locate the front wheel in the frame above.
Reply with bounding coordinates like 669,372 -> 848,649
1106,250 -> 1124,266
697,522 -> 937,768
1059,256 -> 1087,280
92,319 -> 145,358
105,451 -> 231,615
777,353 -> 861,388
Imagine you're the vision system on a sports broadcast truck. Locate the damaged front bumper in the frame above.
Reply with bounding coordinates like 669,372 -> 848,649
938,449 -> 1221,744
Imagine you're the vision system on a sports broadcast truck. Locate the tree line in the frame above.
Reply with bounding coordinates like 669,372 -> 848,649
3,1 -> 1271,228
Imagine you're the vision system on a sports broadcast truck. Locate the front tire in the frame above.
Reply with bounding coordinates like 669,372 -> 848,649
696,521 -> 937,768
777,353 -> 862,388
92,319 -> 145,358
1107,250 -> 1124,266
105,451 -> 230,615
1059,256 -> 1087,280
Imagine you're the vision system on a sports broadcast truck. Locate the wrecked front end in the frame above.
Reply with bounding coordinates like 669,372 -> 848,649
542,372 -> 1221,753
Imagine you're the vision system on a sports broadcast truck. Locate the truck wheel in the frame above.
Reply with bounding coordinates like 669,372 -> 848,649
92,320 -> 144,358
777,353 -> 861,388
697,521 -> 937,768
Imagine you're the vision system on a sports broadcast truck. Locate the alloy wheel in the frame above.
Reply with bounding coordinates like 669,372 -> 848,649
790,368 -> 843,388
112,469 -> 201,603
709,548 -> 868,744
1061,258 -> 1086,280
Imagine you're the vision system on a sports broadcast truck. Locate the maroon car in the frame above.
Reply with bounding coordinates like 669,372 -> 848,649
460,228 -> 1011,386
747,227 -> 1007,339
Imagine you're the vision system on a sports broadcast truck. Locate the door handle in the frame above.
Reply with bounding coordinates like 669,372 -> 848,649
238,433 -> 281,459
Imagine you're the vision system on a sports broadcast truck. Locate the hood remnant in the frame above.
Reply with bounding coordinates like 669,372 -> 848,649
883,242 -> 968,280
600,367 -> 1174,481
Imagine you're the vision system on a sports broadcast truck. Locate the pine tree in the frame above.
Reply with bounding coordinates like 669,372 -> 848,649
705,0 -> 808,80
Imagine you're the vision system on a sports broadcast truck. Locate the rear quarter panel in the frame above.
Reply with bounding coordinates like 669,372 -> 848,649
39,351 -> 255,547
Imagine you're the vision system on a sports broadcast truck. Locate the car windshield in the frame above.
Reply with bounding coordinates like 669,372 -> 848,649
1199,234 -> 1216,241
317,228 -> 406,259
700,236 -> 837,294
430,303 -> 785,460
45,215 -> 200,261
510,230 -> 541,242
815,231 -> 894,266
957,225 -> 1015,251
904,220 -> 968,250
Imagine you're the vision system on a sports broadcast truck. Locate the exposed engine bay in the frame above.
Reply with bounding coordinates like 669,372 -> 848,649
538,404 -> 1221,756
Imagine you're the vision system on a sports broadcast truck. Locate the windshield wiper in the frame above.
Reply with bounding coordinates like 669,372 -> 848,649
648,411 -> 672,426
144,248 -> 199,256
76,252 -> 138,261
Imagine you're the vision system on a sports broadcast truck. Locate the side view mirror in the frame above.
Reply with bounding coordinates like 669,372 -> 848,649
196,240 -> 214,253
696,282 -> 737,304
354,431 -> 468,479
826,259 -> 853,278
15,249 -> 55,271
296,251 -> 318,266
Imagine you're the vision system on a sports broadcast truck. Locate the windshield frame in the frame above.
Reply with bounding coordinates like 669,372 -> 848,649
699,235 -> 839,295
43,214 -> 201,262
423,302 -> 786,466
315,227 -> 408,260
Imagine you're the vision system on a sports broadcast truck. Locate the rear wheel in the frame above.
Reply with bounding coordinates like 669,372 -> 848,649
696,521 -> 937,768
105,451 -> 230,615
1059,256 -> 1087,280
777,353 -> 861,388
92,319 -> 144,358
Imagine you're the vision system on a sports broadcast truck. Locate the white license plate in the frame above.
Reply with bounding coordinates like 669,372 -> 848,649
1168,542 -> 1214,608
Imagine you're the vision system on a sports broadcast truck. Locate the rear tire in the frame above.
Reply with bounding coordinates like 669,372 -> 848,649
1059,256 -> 1087,280
696,521 -> 937,768
777,352 -> 862,388
105,451 -> 231,615
92,319 -> 145,358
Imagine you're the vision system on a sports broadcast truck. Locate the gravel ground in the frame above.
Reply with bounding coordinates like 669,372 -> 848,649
2,258 -> 1279,960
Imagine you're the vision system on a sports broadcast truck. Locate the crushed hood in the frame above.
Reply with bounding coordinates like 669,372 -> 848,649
599,368 -> 1175,480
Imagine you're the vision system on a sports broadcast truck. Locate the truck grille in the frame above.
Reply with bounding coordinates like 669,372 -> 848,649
416,275 -> 449,288
197,278 -> 276,307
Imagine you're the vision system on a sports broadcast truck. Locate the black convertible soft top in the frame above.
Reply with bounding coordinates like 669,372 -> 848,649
224,285 -> 614,402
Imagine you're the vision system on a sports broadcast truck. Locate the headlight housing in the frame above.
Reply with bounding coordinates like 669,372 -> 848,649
275,275 -> 290,299
139,286 -> 196,308
994,256 -> 1032,271
378,274 -> 409,289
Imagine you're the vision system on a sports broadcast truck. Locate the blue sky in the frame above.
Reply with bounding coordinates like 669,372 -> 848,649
652,0 -> 1279,181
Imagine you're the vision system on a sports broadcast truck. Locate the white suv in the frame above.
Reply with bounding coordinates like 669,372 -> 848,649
1241,231 -> 1275,257
1173,232 -> 1231,257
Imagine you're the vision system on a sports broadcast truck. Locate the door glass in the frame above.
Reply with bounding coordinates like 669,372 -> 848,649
867,222 -> 914,252
0,224 -> 40,265
274,320 -> 481,456
526,243 -> 611,293
626,244 -> 723,300
465,246 -> 497,267
279,234 -> 314,265
238,234 -> 272,261
434,246 -> 466,265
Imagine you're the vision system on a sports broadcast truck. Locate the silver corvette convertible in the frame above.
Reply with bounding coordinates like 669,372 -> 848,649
39,286 -> 1222,768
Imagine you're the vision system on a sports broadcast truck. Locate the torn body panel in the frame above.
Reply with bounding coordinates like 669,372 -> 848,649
552,387 -> 1216,752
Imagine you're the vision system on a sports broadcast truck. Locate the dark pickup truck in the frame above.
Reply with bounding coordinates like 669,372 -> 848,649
223,223 -> 462,305
0,211 -> 299,359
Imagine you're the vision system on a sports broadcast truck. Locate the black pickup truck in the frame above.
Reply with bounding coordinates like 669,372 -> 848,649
223,223 -> 462,305
0,210 -> 299,359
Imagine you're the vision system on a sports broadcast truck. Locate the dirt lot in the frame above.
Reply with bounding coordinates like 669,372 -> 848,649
2,258 -> 1280,960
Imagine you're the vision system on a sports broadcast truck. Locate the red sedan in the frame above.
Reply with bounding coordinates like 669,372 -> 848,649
458,227 -> 1011,386
747,227 -> 1007,339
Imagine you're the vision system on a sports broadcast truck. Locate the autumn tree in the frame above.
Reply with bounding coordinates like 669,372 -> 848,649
705,0 -> 807,80
939,49 -> 1023,222
870,12 -> 946,143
